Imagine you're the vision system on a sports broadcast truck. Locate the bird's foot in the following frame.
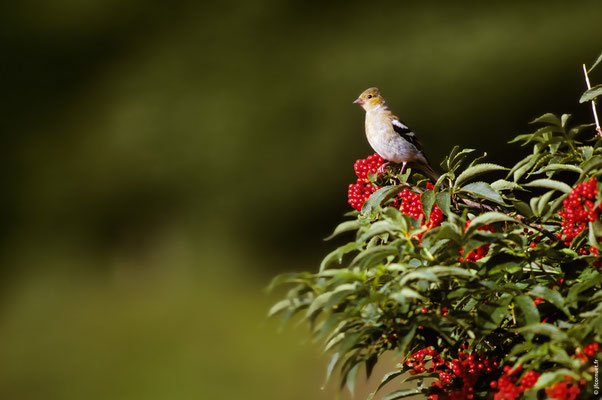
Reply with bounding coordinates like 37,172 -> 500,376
377,162 -> 392,175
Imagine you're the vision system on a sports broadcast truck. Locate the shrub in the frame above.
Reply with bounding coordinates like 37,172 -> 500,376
269,54 -> 602,400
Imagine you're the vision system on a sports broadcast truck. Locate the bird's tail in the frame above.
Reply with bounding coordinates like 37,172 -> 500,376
411,162 -> 443,184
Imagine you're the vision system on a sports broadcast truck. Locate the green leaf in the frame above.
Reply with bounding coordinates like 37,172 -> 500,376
369,370 -> 405,399
588,51 -> 602,72
582,157 -> 602,174
580,83 -> 602,103
512,154 -> 540,182
345,362 -> 361,396
465,212 -> 515,236
324,220 -> 362,240
362,185 -> 404,215
516,323 -> 568,340
268,299 -> 293,318
567,269 -> 602,305
381,389 -> 423,400
589,221 -> 601,250
349,243 -> 399,269
320,242 -> 360,272
532,369 -> 579,390
357,220 -> 400,243
322,352 -> 340,389
529,286 -> 569,316
455,163 -> 508,187
421,190 -> 435,221
399,270 -> 440,286
306,283 -> 357,317
514,295 -> 540,325
459,181 -> 505,204
512,200 -> 533,218
523,179 -> 572,194
429,266 -> 476,278
267,271 -> 313,292
530,113 -> 561,126
397,326 -> 416,356
435,191 -> 451,216
540,164 -> 583,174
535,190 -> 555,217
490,179 -> 524,191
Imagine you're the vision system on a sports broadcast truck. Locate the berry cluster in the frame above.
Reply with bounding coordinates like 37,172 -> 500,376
459,221 -> 495,262
541,343 -> 600,399
347,154 -> 384,211
404,347 -> 437,375
347,155 -> 445,234
574,342 -> 600,363
403,346 -> 497,400
557,177 -> 600,246
584,342 -> 599,356
490,365 -> 540,400
395,182 -> 444,233
544,376 -> 582,400
430,351 -> 498,400
397,188 -> 423,219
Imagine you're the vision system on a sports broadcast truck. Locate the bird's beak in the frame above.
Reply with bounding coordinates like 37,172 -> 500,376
353,97 -> 364,105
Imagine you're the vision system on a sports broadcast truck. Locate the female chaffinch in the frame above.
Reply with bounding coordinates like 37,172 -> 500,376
353,87 -> 440,181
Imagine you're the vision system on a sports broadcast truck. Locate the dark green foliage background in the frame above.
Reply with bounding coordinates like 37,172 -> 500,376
1,1 -> 602,399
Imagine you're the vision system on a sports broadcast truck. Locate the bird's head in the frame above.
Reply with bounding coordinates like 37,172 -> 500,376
353,87 -> 385,111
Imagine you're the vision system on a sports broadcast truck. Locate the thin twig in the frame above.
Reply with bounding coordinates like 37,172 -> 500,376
583,64 -> 602,137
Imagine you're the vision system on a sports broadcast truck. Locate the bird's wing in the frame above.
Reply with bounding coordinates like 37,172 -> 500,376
391,118 -> 429,161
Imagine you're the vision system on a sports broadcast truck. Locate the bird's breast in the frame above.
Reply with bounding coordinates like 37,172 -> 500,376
364,112 -> 419,163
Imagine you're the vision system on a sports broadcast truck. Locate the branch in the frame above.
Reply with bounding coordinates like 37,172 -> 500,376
459,197 -> 558,242
583,63 -> 602,137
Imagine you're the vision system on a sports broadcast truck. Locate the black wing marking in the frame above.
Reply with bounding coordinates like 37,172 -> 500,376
391,119 -> 425,153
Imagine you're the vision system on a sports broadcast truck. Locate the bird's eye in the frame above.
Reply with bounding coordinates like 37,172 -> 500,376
367,94 -> 373,99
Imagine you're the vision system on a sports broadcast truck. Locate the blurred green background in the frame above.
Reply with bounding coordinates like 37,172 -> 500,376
1,1 -> 602,399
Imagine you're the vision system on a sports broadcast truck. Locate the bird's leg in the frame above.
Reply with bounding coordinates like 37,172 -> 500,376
393,162 -> 408,183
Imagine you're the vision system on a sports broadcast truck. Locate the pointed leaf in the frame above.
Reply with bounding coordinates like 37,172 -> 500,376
516,323 -> 568,340
491,179 -> 524,191
381,388 -> 422,400
320,242 -> 360,272
529,286 -> 569,316
530,113 -> 561,126
322,352 -> 340,389
465,212 -> 515,236
345,362 -> 361,396
532,369 -> 579,390
580,83 -> 602,103
362,185 -> 404,215
399,270 -> 440,286
429,266 -> 476,278
268,299 -> 293,318
455,163 -> 507,187
514,295 -> 540,325
459,181 -> 505,204
588,51 -> 602,72
540,164 -> 583,174
421,190 -> 435,221
523,179 -> 572,194
369,370 -> 405,398
435,191 -> 451,216
325,220 -> 361,240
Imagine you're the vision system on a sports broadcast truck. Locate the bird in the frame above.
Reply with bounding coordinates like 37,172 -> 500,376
353,87 -> 440,181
